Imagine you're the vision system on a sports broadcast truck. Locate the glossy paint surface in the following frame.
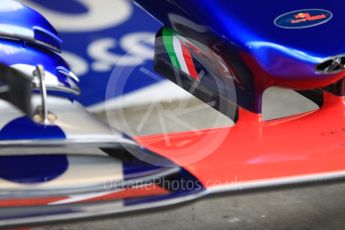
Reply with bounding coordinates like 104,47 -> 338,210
136,0 -> 345,104
137,92 -> 345,189
0,116 -> 65,140
0,154 -> 174,194
0,38 -> 79,95
0,151 -> 204,227
0,0 -> 62,51
0,96 -> 129,145
0,155 -> 68,183
24,0 -> 162,108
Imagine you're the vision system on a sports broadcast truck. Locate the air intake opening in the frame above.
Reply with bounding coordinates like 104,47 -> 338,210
316,55 -> 345,74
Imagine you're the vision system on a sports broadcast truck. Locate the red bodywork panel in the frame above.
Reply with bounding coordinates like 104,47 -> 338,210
137,93 -> 345,189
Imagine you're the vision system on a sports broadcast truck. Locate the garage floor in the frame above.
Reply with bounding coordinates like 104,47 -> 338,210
35,183 -> 345,230
34,87 -> 345,230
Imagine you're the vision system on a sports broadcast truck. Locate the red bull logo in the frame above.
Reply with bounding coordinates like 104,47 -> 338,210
294,13 -> 311,19
291,12 -> 327,24
274,9 -> 333,29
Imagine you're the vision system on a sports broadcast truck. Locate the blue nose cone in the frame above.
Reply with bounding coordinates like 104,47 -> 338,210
0,0 -> 62,52
136,0 -> 345,83
138,0 -> 345,59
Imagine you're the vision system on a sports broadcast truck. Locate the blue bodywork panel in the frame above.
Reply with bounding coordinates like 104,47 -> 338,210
136,0 -> 345,112
0,38 -> 78,94
0,155 -> 68,184
0,116 -> 66,141
135,0 -> 345,78
0,0 -> 62,51
26,0 -> 162,107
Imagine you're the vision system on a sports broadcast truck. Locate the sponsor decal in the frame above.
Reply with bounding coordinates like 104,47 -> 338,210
274,9 -> 333,29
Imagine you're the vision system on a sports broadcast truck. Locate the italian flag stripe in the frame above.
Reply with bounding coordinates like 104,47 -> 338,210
162,28 -> 199,80
162,28 -> 181,70
173,35 -> 190,75
181,41 -> 199,80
